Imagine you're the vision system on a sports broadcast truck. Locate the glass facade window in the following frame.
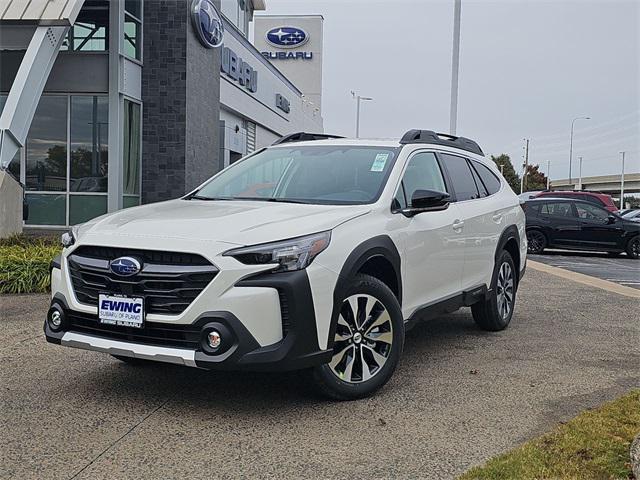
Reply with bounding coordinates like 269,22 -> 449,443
70,195 -> 108,224
25,96 -> 68,193
124,1 -> 142,60
24,194 -> 66,226
70,96 -> 108,192
123,100 -> 141,207
221,0 -> 250,35
8,94 -> 110,226
61,1 -> 109,52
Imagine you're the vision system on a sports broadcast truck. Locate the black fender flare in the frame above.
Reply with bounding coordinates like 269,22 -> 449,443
494,224 -> 522,287
326,235 -> 402,349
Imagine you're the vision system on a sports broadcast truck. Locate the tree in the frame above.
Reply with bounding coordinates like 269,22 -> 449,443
523,164 -> 548,192
490,154 -> 520,193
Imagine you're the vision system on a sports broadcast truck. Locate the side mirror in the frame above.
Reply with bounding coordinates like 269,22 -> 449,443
607,215 -> 617,224
402,190 -> 450,217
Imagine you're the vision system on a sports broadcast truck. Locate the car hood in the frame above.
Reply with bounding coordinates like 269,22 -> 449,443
77,199 -> 370,247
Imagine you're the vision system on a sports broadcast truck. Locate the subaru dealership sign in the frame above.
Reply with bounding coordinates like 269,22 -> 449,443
266,27 -> 309,48
191,0 -> 224,48
262,26 -> 313,61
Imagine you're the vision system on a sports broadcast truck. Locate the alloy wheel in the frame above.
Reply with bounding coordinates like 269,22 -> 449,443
329,294 -> 393,384
527,230 -> 545,253
631,237 -> 640,258
496,262 -> 514,320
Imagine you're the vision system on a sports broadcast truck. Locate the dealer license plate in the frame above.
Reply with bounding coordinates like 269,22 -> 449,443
98,294 -> 144,328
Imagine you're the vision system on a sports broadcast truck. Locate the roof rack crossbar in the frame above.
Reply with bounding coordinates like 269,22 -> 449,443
272,132 -> 345,145
399,129 -> 484,156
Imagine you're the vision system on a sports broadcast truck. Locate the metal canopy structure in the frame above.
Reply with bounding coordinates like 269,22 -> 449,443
0,0 -> 84,24
0,0 -> 86,169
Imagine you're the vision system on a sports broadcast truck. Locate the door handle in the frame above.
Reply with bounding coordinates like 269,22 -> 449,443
492,213 -> 503,222
453,219 -> 464,231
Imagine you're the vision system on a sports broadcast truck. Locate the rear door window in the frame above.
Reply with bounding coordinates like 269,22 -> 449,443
440,153 -> 480,201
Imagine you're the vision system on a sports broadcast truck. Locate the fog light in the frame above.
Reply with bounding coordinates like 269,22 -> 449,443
47,305 -> 65,332
51,310 -> 62,327
207,330 -> 222,349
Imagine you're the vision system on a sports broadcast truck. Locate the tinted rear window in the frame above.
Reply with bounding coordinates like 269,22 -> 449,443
440,154 -> 480,201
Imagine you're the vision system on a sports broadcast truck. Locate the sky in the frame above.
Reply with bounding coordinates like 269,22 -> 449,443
257,0 -> 639,180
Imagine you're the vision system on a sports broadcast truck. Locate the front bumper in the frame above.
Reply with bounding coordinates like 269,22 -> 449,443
45,269 -> 333,371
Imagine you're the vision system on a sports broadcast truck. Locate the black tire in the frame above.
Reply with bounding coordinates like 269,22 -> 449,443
111,354 -> 151,365
472,250 -> 517,332
526,229 -> 547,254
626,235 -> 640,259
312,274 -> 404,400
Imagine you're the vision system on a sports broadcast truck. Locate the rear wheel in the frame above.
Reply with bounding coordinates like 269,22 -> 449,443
626,236 -> 640,259
526,229 -> 546,254
312,274 -> 404,400
472,250 -> 516,332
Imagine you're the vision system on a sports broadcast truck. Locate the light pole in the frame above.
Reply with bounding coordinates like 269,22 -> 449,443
546,160 -> 551,190
569,116 -> 590,186
620,151 -> 626,209
449,0 -> 462,135
577,156 -> 583,190
520,138 -> 529,194
351,91 -> 373,138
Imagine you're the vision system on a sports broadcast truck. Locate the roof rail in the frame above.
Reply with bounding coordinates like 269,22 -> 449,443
399,129 -> 484,156
272,132 -> 345,145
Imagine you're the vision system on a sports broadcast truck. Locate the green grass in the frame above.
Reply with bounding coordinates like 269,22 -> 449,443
0,234 -> 61,294
459,390 -> 640,480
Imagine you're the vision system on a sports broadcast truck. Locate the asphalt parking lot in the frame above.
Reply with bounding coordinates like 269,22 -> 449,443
531,250 -> 640,289
1,268 -> 639,480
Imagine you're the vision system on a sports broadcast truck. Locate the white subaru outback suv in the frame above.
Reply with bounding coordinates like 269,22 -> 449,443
46,130 -> 526,400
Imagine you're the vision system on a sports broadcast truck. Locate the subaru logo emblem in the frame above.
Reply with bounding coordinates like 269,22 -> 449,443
191,0 -> 224,48
266,27 -> 309,49
110,257 -> 142,277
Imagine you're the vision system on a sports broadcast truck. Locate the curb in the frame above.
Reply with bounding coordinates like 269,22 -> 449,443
632,433 -> 640,479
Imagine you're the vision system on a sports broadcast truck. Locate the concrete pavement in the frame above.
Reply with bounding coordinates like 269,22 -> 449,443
1,268 -> 639,479
532,250 -> 640,289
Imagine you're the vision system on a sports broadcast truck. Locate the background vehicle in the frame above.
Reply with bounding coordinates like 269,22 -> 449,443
534,190 -> 618,212
621,209 -> 640,222
45,130 -> 527,400
525,198 -> 640,258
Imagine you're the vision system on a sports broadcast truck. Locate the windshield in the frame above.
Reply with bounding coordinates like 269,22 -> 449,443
191,145 -> 399,205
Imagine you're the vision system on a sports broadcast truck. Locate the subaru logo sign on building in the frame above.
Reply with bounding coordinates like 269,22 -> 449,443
110,257 -> 142,277
266,27 -> 309,48
191,0 -> 224,48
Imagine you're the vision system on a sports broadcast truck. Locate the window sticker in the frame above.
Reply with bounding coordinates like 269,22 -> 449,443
371,153 -> 389,172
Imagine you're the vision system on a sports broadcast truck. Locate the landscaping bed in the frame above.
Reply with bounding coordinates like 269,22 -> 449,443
459,390 -> 640,480
0,235 -> 61,294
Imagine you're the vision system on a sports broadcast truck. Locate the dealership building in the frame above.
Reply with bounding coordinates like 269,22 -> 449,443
0,0 -> 323,231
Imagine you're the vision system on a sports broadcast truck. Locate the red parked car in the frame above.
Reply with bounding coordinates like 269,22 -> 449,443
534,191 -> 618,212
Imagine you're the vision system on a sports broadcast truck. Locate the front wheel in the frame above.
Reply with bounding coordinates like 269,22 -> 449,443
312,274 -> 404,400
472,250 -> 517,331
626,236 -> 640,259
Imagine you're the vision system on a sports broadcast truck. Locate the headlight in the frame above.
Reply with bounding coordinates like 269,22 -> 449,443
61,226 -> 78,248
223,231 -> 331,272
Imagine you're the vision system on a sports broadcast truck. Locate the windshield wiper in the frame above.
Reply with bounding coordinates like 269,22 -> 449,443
188,195 -> 235,201
264,198 -> 313,204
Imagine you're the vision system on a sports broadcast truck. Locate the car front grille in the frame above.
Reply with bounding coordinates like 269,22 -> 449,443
67,246 -> 218,315
66,310 -> 202,350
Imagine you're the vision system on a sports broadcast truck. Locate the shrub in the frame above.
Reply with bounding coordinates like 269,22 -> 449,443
0,235 -> 62,294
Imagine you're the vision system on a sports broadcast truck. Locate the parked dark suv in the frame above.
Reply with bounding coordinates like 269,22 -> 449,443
524,198 -> 640,259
